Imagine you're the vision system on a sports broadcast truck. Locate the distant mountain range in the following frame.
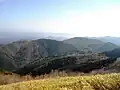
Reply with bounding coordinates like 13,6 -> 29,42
1,31 -> 120,46
0,36 -> 120,75
0,32 -> 69,44
91,36 -> 120,45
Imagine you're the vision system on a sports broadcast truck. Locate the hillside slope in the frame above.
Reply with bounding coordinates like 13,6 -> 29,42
97,42 -> 119,52
64,37 -> 119,52
97,36 -> 120,45
104,48 -> 120,59
0,39 -> 78,69
0,51 -> 16,70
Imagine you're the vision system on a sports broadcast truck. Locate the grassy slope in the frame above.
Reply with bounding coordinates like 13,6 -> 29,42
0,73 -> 120,90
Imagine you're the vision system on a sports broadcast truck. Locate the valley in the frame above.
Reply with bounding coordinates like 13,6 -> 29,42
0,37 -> 120,75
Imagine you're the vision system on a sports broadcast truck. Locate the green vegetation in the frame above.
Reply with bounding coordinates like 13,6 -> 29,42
97,42 -> 119,52
15,54 -> 115,75
64,37 -> 119,52
105,58 -> 120,72
0,39 -> 77,69
0,51 -> 16,70
0,38 -> 119,73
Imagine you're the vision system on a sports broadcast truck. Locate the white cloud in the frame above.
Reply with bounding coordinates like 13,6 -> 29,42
4,4 -> 120,37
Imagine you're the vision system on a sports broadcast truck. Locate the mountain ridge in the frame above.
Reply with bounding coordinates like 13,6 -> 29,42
63,37 -> 119,53
0,37 -> 120,75
0,39 -> 78,70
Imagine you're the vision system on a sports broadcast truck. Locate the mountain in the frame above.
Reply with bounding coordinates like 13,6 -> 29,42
63,37 -> 119,52
0,39 -> 78,70
93,36 -> 120,45
98,48 -> 120,72
101,48 -> 120,72
105,58 -> 120,72
97,42 -> 119,52
103,48 -> 120,59
64,37 -> 103,52
0,37 -> 119,75
0,50 -> 16,70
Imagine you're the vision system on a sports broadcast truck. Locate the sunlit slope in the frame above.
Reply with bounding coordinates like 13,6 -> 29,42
0,73 -> 120,90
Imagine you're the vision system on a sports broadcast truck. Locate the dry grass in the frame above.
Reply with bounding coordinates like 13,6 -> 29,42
0,70 -> 85,85
0,73 -> 120,90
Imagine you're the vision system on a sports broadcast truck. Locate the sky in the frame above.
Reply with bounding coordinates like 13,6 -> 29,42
0,0 -> 120,37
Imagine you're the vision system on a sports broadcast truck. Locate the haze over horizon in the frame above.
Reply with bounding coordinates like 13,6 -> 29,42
0,0 -> 120,37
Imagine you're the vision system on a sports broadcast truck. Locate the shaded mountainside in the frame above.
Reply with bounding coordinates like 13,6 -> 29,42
0,51 -> 16,70
64,37 -> 119,52
0,39 -> 78,70
14,54 -> 116,75
105,58 -> 120,72
103,48 -> 120,72
104,48 -> 120,59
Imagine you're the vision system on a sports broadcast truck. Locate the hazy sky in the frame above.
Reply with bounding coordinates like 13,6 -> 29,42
0,0 -> 120,37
